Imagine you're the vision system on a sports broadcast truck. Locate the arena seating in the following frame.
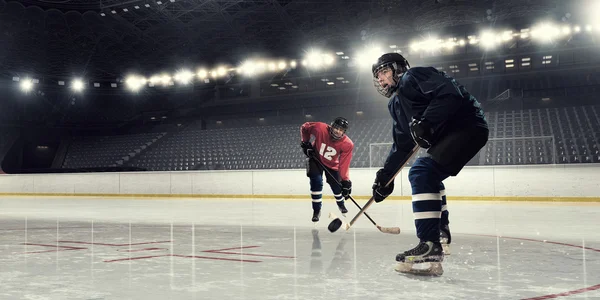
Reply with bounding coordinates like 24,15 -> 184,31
61,105 -> 600,171
62,132 -> 166,169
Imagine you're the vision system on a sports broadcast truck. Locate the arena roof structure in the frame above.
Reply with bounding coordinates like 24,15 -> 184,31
1,0 -> 578,80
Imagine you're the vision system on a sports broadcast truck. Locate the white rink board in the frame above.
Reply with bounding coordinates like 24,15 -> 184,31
0,164 -> 599,197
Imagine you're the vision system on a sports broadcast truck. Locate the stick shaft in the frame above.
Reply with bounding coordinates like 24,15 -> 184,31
310,157 -> 378,226
347,145 -> 420,229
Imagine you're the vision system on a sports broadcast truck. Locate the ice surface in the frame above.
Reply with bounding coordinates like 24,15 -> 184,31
0,196 -> 599,299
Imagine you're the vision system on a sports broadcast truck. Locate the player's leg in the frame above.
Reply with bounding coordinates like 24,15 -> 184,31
395,156 -> 449,276
306,158 -> 324,222
396,125 -> 488,275
439,182 -> 451,254
324,168 -> 348,216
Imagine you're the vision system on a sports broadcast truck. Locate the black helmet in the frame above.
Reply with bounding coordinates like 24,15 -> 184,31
329,117 -> 348,140
372,53 -> 410,98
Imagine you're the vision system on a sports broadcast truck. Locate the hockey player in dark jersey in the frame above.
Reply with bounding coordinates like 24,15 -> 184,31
371,53 -> 489,276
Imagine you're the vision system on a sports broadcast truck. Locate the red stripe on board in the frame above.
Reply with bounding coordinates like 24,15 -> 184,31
206,251 -> 295,259
522,283 -> 600,300
117,248 -> 167,252
59,240 -> 171,247
203,246 -> 260,252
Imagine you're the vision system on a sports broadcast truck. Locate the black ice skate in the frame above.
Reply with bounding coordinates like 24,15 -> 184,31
394,241 -> 444,276
312,209 -> 321,222
440,224 -> 451,255
336,201 -> 348,217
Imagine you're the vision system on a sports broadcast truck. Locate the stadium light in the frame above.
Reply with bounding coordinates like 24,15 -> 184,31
531,22 -> 560,43
290,60 -> 297,68
174,70 -> 194,85
20,78 -> 33,93
479,31 -> 497,49
197,69 -> 208,79
159,74 -> 171,86
72,79 -> 85,92
125,75 -> 145,92
355,46 -> 384,67
278,61 -> 287,70
302,49 -> 335,69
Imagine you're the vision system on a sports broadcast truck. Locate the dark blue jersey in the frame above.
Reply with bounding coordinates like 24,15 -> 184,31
382,66 -> 487,176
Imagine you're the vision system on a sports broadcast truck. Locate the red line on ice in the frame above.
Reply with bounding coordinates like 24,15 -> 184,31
20,243 -> 87,254
104,255 -> 170,262
104,254 -> 261,263
463,233 -> 600,299
58,240 -> 172,246
203,245 -> 295,259
203,245 -> 260,252
205,251 -> 295,259
521,284 -> 600,299
117,247 -> 167,252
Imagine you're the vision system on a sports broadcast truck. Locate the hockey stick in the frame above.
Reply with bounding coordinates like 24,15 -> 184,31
310,156 -> 400,234
328,145 -> 420,233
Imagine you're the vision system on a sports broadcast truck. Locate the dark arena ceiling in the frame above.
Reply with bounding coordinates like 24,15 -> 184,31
0,0 -> 582,80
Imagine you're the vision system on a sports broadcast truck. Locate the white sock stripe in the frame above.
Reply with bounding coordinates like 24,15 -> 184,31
311,191 -> 322,195
312,199 -> 322,203
440,189 -> 446,196
336,199 -> 344,202
412,193 -> 442,201
441,205 -> 448,211
413,211 -> 442,219
333,194 -> 342,197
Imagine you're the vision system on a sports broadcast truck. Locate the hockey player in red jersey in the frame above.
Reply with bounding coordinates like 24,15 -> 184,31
300,117 -> 355,222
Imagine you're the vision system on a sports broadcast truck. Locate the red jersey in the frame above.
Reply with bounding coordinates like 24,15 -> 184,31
300,122 -> 354,181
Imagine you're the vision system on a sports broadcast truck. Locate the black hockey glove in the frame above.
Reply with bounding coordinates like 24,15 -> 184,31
341,180 -> 352,199
301,141 -> 315,158
409,117 -> 434,149
372,169 -> 394,203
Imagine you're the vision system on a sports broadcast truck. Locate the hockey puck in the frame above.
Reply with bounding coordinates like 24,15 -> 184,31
328,218 -> 342,233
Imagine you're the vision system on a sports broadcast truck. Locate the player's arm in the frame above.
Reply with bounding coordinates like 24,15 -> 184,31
372,122 -> 415,202
338,142 -> 353,198
382,126 -> 415,177
300,122 -> 317,157
300,122 -> 316,142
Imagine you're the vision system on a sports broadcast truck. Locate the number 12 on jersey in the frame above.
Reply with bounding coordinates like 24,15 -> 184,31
319,143 -> 337,161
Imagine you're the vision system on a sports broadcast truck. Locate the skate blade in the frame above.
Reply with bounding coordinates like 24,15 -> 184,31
394,262 -> 443,276
442,244 -> 451,255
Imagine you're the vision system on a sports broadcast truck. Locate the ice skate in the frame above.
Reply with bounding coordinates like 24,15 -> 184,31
312,209 -> 321,223
394,241 -> 444,276
440,224 -> 451,255
336,201 -> 348,217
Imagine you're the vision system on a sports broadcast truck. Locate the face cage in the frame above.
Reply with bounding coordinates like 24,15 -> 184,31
329,125 -> 346,140
373,62 -> 401,98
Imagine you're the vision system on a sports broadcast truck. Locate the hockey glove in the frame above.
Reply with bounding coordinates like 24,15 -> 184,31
301,141 -> 315,158
409,117 -> 434,149
372,169 -> 394,203
341,180 -> 352,199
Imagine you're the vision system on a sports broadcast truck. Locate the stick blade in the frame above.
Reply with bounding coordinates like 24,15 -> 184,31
378,226 -> 401,234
